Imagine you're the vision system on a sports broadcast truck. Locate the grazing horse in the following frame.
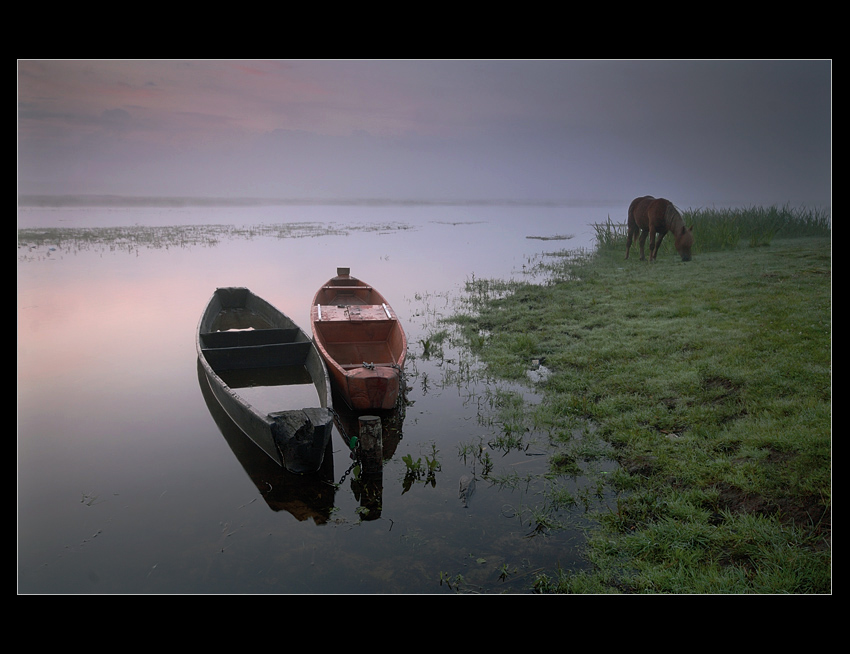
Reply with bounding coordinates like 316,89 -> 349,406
625,196 -> 694,262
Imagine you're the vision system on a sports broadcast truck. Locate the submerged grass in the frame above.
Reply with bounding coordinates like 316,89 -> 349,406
447,207 -> 831,593
16,221 -> 414,260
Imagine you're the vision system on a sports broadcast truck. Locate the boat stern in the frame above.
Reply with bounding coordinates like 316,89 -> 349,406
270,408 -> 335,474
346,365 -> 402,411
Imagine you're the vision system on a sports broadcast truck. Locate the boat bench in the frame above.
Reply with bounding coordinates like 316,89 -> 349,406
322,284 -> 372,291
315,304 -> 392,322
200,328 -> 311,370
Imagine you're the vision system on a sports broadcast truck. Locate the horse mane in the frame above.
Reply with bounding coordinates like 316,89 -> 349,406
665,202 -> 684,230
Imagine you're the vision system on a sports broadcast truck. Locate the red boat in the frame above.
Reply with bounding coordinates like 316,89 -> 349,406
311,268 -> 407,411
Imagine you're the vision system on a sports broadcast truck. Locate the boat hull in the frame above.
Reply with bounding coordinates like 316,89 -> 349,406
311,270 -> 407,411
197,287 -> 334,474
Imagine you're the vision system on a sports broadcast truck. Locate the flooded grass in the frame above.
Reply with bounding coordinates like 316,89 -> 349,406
403,280 -> 621,585
443,221 -> 831,593
17,221 -> 415,260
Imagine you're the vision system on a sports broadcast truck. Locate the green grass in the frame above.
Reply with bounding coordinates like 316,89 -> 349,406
447,208 -> 831,593
593,203 -> 831,254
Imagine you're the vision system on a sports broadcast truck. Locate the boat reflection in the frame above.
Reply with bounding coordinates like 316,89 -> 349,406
197,360 -> 337,524
331,387 -> 406,521
198,360 -> 409,524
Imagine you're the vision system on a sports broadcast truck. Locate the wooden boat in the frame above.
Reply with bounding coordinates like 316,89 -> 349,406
311,268 -> 407,411
197,287 -> 334,474
196,360 -> 336,523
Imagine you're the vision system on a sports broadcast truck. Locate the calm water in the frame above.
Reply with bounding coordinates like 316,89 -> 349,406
18,201 -> 617,594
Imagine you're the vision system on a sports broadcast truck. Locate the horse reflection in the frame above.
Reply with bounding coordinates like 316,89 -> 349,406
626,196 -> 694,262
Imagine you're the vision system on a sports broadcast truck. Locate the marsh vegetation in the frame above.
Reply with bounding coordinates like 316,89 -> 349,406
592,203 -> 831,253
17,221 -> 415,260
441,206 -> 831,592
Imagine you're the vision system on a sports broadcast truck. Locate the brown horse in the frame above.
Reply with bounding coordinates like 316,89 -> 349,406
625,195 -> 694,262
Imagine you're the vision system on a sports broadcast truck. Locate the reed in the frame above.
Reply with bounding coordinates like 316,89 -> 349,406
592,204 -> 830,254
591,215 -> 629,249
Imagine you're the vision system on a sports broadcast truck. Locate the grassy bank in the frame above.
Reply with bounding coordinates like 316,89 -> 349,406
448,207 -> 831,593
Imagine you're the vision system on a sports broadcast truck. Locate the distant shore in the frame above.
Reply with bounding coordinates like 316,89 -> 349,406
17,194 -> 622,209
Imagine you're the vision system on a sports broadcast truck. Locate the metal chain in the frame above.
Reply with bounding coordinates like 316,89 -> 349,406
337,458 -> 359,486
331,407 -> 360,486
330,362 -> 407,486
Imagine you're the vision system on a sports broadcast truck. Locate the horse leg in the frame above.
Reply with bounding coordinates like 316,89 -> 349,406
648,227 -> 661,261
639,229 -> 649,260
625,223 -> 635,259
650,232 -> 665,261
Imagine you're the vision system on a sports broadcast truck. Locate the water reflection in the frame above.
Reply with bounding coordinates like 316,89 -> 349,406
331,393 -> 407,521
197,360 -> 337,523
198,357 -> 409,525
18,203 -> 616,594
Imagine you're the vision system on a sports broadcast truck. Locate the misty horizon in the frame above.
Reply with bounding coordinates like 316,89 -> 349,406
17,193 -> 831,215
17,60 -> 831,211
17,194 -> 637,208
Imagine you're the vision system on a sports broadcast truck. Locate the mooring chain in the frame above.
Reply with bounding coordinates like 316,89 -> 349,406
329,362 -> 408,486
337,459 -> 359,486
330,407 -> 361,486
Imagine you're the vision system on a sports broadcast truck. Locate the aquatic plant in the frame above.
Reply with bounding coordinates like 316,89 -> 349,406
17,221 -> 416,260
401,443 -> 441,493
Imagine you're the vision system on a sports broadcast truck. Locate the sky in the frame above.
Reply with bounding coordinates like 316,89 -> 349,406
17,59 -> 832,209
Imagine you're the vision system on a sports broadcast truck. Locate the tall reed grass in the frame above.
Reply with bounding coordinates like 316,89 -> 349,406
593,204 -> 830,254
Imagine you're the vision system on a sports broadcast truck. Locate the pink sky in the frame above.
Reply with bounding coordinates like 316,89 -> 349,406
17,60 -> 832,207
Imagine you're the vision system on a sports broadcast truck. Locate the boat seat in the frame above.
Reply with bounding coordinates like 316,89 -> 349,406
315,304 -> 393,322
322,284 -> 372,291
201,330 -> 312,371
200,327 -> 302,349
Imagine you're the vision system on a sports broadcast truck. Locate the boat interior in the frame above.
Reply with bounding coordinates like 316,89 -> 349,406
312,305 -> 403,369
315,282 -> 374,306
200,324 -> 312,371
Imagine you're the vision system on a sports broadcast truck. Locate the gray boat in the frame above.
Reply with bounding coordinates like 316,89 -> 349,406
197,287 -> 334,474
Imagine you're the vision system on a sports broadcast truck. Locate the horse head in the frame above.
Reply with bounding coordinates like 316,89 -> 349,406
674,223 -> 694,261
666,204 -> 693,261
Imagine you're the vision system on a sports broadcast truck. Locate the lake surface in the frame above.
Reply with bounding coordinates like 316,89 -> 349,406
18,201 -> 618,594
